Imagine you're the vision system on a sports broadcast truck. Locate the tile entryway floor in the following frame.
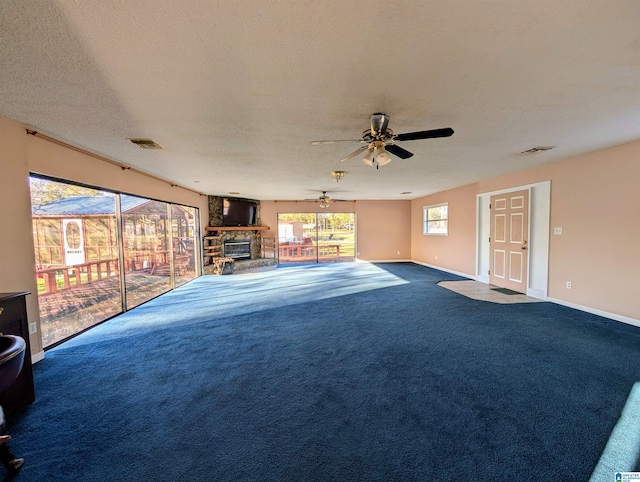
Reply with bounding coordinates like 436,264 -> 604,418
437,280 -> 545,304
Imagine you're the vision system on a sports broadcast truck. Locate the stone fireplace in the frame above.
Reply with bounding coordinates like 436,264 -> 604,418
203,195 -> 277,274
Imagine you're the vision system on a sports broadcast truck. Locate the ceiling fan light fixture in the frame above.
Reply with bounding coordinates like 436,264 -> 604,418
314,114 -> 453,169
361,148 -> 374,166
330,170 -> 346,182
376,149 -> 392,166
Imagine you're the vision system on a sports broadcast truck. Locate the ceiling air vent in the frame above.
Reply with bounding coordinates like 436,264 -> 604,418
520,146 -> 554,154
127,138 -> 164,149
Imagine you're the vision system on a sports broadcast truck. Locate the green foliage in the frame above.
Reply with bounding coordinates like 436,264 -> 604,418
278,212 -> 355,230
278,213 -> 317,224
29,177 -> 105,206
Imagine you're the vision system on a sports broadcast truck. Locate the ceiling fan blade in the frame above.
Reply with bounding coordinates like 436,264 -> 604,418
339,145 -> 368,163
310,139 -> 362,145
394,127 -> 454,142
385,144 -> 414,159
371,113 -> 390,136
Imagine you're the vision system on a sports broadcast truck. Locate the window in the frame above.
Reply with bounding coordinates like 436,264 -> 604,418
424,203 -> 448,235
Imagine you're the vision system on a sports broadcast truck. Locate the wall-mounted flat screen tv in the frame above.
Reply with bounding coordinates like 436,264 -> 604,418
223,198 -> 257,226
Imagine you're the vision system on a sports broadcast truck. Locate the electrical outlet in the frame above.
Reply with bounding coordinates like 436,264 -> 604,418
28,322 -> 38,334
554,227 -> 563,235
566,281 -> 572,289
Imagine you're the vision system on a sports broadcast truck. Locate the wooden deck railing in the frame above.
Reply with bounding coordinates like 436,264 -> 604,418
278,245 -> 341,259
38,259 -> 120,295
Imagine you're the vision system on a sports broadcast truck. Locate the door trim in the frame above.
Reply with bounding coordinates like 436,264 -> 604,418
476,181 -> 550,299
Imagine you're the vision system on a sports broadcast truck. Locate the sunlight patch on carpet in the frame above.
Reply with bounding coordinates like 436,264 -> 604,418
58,263 -> 409,343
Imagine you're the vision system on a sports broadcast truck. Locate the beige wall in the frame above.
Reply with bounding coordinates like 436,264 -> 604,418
1,114 -> 209,357
0,116 -> 43,354
27,136 -> 208,211
260,200 -> 411,261
411,183 -> 477,276
410,140 -> 640,322
478,141 -> 640,320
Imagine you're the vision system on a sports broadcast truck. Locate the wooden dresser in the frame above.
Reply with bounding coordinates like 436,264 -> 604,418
0,292 -> 35,415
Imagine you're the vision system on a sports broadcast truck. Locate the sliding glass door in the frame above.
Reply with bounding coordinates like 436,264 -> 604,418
30,176 -> 200,348
121,195 -> 172,310
31,178 -> 123,347
171,204 -> 198,287
317,213 -> 355,262
277,212 -> 355,263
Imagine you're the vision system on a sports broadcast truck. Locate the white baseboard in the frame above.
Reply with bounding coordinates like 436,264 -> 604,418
363,261 -> 637,328
547,297 -> 640,328
31,350 -> 45,364
411,260 -> 475,280
358,259 -> 412,263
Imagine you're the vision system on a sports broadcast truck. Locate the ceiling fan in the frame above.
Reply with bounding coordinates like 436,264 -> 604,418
311,113 -> 454,168
305,191 -> 346,209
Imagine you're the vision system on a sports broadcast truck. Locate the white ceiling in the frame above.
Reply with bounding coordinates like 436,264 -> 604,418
2,1 -> 640,201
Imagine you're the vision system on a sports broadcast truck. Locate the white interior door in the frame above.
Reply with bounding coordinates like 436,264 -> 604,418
489,190 -> 529,293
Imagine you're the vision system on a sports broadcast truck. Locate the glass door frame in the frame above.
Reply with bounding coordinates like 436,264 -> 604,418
277,212 -> 356,264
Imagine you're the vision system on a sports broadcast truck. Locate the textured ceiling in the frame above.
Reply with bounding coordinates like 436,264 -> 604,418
2,0 -> 640,200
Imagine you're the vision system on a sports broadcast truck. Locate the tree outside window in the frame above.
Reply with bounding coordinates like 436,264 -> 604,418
424,203 -> 448,235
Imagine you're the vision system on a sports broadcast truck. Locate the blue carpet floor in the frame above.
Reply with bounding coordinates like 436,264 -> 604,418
5,262 -> 640,481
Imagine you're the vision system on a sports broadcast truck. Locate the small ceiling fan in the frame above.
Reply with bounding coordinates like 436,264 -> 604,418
311,113 -> 454,169
305,191 -> 346,209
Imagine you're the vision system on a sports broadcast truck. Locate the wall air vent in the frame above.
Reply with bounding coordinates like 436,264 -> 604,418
520,146 -> 554,154
127,138 -> 164,149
